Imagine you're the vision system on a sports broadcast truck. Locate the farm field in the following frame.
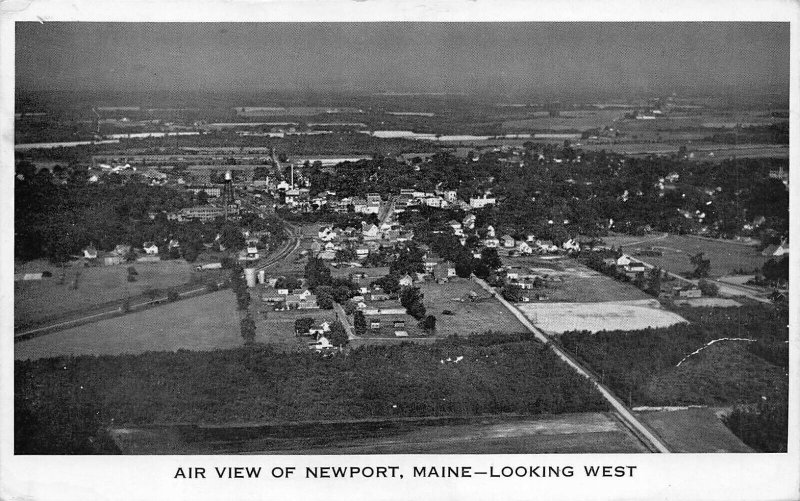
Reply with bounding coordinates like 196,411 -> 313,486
601,233 -> 770,277
636,408 -> 753,453
14,259 -> 208,328
503,255 -> 651,302
644,341 -> 788,406
516,299 -> 687,334
109,412 -> 648,454
418,278 -> 528,337
15,290 -> 240,361
252,305 -> 337,350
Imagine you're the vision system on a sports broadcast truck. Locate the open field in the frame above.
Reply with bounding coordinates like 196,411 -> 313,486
109,412 -> 648,454
503,255 -> 651,302
517,299 -> 687,334
644,341 -> 789,405
418,278 -> 528,336
252,305 -> 337,350
14,259 -> 213,328
601,233 -> 770,277
15,290 -> 240,361
636,408 -> 753,453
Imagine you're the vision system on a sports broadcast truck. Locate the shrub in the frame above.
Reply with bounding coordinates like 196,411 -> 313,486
167,289 -> 180,302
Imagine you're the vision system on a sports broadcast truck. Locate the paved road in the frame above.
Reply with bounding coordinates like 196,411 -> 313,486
472,276 -> 672,454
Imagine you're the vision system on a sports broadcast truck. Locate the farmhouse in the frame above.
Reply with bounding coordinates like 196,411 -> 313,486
82,246 -> 98,259
308,335 -> 334,351
142,242 -> 159,255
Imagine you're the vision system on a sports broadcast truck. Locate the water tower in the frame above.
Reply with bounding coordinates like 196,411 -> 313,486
222,169 -> 235,220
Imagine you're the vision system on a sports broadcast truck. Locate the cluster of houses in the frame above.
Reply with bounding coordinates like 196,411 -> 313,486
261,285 -> 320,310
79,241 -> 170,265
443,214 -> 582,256
312,221 -> 414,262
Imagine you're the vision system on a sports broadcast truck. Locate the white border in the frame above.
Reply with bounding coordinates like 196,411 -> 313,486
1,2 -> 798,500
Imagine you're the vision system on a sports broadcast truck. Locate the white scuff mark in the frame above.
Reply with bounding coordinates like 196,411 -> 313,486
675,338 -> 756,367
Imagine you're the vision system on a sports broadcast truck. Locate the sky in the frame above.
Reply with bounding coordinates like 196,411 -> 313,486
15,22 -> 790,97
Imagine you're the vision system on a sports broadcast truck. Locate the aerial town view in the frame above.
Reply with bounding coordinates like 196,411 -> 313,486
12,22 -> 790,456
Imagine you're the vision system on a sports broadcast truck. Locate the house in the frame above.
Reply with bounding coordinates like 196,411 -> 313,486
762,241 -> 789,257
517,241 -> 533,255
113,244 -> 131,256
501,235 -> 515,248
562,239 -> 580,252
362,223 -> 380,240
603,258 -> 618,267
82,246 -> 98,259
365,292 -> 390,301
486,225 -> 496,238
308,335 -> 334,351
142,242 -> 159,255
103,255 -> 123,266
318,250 -> 336,260
168,239 -> 180,250
355,247 -> 370,259
286,293 -> 319,309
676,286 -> 702,298
399,274 -> 414,287
483,237 -> 500,248
309,322 -> 331,337
448,220 -> 464,236
616,254 -> 632,267
262,291 -> 285,303
469,195 -> 497,209
462,213 -> 476,229
433,262 -> 456,283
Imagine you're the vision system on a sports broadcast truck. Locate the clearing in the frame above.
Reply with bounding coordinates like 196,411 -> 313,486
503,255 -> 651,302
602,234 -> 770,277
636,408 -> 753,453
516,299 -> 687,334
14,259 -> 214,328
15,290 -> 240,361
419,278 -> 528,336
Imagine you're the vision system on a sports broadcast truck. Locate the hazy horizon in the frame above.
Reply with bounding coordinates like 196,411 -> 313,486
16,22 -> 790,99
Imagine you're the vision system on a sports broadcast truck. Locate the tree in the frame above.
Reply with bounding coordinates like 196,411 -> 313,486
316,289 -> 334,309
304,257 -> 332,289
689,252 -> 711,278
343,300 -> 358,315
328,320 -> 348,347
698,279 -> 719,297
294,317 -> 315,335
422,315 -> 436,332
219,223 -> 245,251
762,256 -> 789,283
480,247 -> 502,271
275,276 -> 302,291
167,289 -> 180,302
647,267 -> 662,296
182,246 -> 199,263
240,315 -> 256,344
501,284 -> 524,302
353,310 -> 367,336
371,274 -> 400,294
197,190 -> 209,206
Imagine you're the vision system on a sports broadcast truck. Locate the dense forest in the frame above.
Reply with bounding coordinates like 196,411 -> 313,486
15,332 -> 608,454
558,304 -> 789,451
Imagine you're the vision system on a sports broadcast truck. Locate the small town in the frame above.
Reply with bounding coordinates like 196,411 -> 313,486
10,20 -> 791,472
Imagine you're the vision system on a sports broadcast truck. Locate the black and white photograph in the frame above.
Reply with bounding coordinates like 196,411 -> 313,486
1,1 -> 798,500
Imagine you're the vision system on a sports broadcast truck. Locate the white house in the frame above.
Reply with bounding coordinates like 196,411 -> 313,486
469,195 -> 497,209
399,274 -> 414,287
483,238 -> 500,248
501,235 -> 515,248
82,246 -> 98,259
562,239 -> 580,252
486,225 -> 497,238
308,335 -> 334,351
517,241 -> 533,255
462,213 -> 476,230
142,242 -> 159,255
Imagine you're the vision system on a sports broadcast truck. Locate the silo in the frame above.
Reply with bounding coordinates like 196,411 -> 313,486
244,268 -> 257,288
257,270 -> 266,284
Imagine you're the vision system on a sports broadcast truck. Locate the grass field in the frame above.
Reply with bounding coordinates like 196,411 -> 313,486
418,278 -> 528,336
644,341 -> 788,406
14,259 -> 210,327
517,299 -> 687,334
15,290 -> 240,361
636,408 -> 753,453
252,305 -> 337,350
601,233 -> 770,277
503,255 -> 651,302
